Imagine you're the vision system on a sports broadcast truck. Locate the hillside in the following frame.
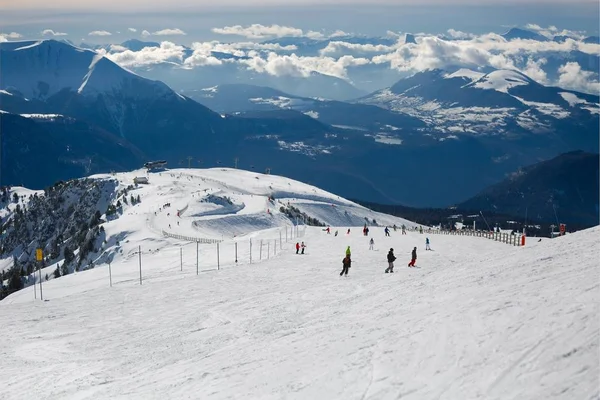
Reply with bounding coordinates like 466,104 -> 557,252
0,197 -> 597,398
0,167 -> 416,298
458,151 -> 600,227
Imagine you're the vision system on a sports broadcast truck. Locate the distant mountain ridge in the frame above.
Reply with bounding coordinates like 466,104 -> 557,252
458,151 -> 600,227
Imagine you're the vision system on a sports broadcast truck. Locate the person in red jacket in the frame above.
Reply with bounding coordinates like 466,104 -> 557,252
296,242 -> 300,254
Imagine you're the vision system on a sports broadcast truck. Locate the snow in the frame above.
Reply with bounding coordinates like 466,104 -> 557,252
0,195 -> 598,399
249,96 -> 314,109
471,70 -> 531,93
0,89 -> 13,96
512,96 -> 571,119
559,92 -> 588,107
19,113 -> 64,120
303,110 -> 319,119
444,68 -> 485,82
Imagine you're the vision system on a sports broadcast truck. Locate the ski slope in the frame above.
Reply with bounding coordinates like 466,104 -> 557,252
1,219 -> 598,399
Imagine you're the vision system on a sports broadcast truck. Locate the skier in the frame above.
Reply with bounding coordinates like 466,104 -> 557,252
340,255 -> 351,276
326,226 -> 331,234
345,246 -> 351,257
366,227 -> 369,236
347,228 -> 351,235
425,237 -> 431,251
419,226 -> 423,234
401,224 -> 406,235
335,230 -> 339,237
296,242 -> 300,254
393,224 -> 397,232
363,224 -> 367,236
369,238 -> 374,250
408,247 -> 417,267
301,242 -> 306,254
385,248 -> 396,273
384,227 -> 390,237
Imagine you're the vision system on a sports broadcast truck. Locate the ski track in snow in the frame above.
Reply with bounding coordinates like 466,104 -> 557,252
0,168 -> 598,400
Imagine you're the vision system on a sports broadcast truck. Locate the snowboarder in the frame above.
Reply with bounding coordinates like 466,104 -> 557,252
345,246 -> 351,257
301,242 -> 306,254
384,227 -> 390,237
369,238 -> 374,250
296,242 -> 300,254
365,227 -> 369,236
408,247 -> 417,267
340,255 -> 351,276
425,237 -> 431,250
385,248 -> 396,273
335,230 -> 339,237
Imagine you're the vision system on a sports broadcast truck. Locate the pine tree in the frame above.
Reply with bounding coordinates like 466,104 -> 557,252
136,195 -> 141,203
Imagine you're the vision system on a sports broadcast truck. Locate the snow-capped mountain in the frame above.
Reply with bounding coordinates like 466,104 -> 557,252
358,68 -> 599,150
501,27 -> 550,41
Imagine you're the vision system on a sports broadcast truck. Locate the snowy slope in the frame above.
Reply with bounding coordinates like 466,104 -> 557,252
0,167 -> 416,289
0,218 -> 597,399
0,40 -> 172,100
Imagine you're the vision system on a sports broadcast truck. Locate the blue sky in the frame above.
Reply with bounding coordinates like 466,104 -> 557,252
0,3 -> 598,45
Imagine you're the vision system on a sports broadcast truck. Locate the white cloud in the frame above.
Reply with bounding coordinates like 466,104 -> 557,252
140,28 -> 186,37
558,62 -> 600,94
41,29 -> 67,36
128,28 -> 137,32
523,57 -> 549,84
320,40 -> 396,56
106,41 -> 186,68
153,28 -> 187,36
0,32 -> 22,41
524,23 -> 585,40
212,24 -> 304,39
240,52 -> 369,80
89,30 -> 112,36
446,29 -> 475,40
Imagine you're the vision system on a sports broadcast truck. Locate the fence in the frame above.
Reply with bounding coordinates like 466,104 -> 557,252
429,229 -> 524,246
161,230 -> 222,244
3,224 -> 308,303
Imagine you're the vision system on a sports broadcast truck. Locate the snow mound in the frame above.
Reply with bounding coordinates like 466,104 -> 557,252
444,68 -> 485,82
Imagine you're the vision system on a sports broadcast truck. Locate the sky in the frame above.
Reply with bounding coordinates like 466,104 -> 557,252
0,2 -> 598,43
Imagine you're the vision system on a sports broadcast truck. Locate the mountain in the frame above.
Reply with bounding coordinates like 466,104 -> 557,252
358,68 -> 599,151
583,36 -> 600,44
188,83 -> 424,132
0,111 -> 145,188
120,39 -> 160,51
457,151 -> 600,227
501,28 -> 549,41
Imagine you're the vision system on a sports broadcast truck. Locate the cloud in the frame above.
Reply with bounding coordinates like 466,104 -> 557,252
524,24 -> 585,40
128,28 -> 137,32
141,30 -> 151,37
153,28 -> 187,36
240,52 -> 370,80
558,62 -> 600,93
89,30 -> 112,36
41,29 -> 67,36
211,24 -> 328,40
105,41 -> 187,68
0,32 -> 22,41
522,57 -> 548,84
446,29 -> 475,40
212,24 -> 304,39
320,40 -> 396,57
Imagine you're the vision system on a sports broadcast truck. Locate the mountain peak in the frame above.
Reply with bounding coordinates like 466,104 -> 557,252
501,27 -> 549,42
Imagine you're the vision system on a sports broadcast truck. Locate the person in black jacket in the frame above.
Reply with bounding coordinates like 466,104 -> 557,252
340,255 -> 351,276
408,247 -> 417,267
385,248 -> 396,273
